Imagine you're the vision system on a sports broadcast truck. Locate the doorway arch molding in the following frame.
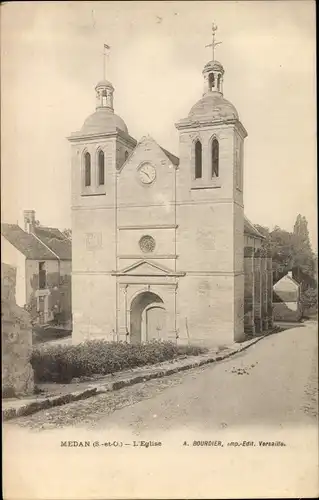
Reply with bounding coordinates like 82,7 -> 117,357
124,283 -> 177,343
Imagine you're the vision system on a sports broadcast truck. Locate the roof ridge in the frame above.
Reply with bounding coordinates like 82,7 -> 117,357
30,232 -> 59,260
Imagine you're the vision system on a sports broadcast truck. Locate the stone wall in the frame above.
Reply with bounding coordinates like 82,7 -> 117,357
2,263 -> 34,396
244,248 -> 273,335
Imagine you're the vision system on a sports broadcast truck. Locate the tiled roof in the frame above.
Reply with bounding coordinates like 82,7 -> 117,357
244,216 -> 265,239
1,223 -> 71,260
1,223 -> 57,260
159,146 -> 180,166
34,227 -> 71,260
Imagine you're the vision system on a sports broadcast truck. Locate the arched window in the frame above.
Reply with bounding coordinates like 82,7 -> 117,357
84,152 -> 91,187
124,150 -> 129,161
212,138 -> 219,178
98,150 -> 105,185
195,140 -> 202,179
209,73 -> 215,91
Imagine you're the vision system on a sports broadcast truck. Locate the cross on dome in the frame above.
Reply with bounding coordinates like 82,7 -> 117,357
203,23 -> 224,95
205,22 -> 222,61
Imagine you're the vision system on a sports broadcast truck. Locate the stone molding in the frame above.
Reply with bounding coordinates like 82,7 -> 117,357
118,254 -> 178,260
68,129 -> 137,147
175,118 -> 248,139
112,259 -> 186,277
71,198 -> 243,211
119,224 -> 178,230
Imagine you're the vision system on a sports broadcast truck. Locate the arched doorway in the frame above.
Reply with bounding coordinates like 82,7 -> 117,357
130,291 -> 166,343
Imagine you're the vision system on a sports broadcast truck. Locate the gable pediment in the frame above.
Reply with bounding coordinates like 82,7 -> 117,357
112,259 -> 185,277
118,135 -> 179,173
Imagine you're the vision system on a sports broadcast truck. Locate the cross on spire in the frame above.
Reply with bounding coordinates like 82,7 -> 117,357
205,23 -> 222,61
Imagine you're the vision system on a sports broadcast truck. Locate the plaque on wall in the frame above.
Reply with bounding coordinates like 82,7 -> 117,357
86,232 -> 102,250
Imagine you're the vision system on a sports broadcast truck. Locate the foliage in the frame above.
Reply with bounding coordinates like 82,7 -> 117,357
300,287 -> 318,311
30,340 -> 207,383
2,385 -> 17,398
293,215 -> 315,277
255,214 -> 317,288
62,228 -> 72,239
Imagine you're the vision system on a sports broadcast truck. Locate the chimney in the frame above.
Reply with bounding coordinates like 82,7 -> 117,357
23,210 -> 36,233
287,271 -> 293,278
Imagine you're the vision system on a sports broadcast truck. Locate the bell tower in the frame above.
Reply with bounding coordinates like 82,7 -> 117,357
68,46 -> 136,343
175,24 -> 248,346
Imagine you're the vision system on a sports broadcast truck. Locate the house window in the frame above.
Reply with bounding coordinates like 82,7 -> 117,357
195,140 -> 202,179
39,262 -> 46,289
98,150 -> 105,185
212,138 -> 219,177
124,150 -> 129,161
84,152 -> 91,187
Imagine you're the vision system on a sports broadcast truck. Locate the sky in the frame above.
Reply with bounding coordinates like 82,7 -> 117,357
1,1 -> 317,249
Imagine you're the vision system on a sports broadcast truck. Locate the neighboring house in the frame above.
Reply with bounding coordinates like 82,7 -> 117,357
273,271 -> 302,322
244,217 -> 264,251
1,210 -> 72,328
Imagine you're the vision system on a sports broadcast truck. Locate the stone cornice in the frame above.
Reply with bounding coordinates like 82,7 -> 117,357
118,224 -> 178,230
112,271 -> 185,277
118,254 -> 178,259
67,129 -> 137,147
175,117 -> 248,138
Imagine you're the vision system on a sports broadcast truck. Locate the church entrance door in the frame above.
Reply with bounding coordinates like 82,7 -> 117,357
130,291 -> 166,343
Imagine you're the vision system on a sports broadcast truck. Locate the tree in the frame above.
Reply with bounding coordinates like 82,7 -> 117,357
255,224 -> 295,281
254,219 -> 317,289
292,215 -> 314,280
62,228 -> 72,239
293,214 -> 312,252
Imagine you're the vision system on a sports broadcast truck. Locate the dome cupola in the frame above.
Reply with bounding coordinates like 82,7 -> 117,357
176,23 -> 240,127
74,46 -> 129,137
78,77 -> 128,136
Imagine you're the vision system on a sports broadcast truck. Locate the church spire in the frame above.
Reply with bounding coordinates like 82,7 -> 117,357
203,23 -> 224,96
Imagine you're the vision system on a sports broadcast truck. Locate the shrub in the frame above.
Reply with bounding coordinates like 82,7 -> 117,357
30,340 -> 207,383
2,385 -> 16,398
301,287 -> 318,310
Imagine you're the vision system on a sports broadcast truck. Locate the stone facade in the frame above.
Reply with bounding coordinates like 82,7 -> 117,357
69,57 -> 272,347
2,263 -> 34,396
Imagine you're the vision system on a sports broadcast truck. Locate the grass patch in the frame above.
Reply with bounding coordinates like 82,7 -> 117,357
31,340 -> 207,383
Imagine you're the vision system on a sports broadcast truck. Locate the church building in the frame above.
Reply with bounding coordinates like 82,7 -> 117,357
68,38 -> 273,346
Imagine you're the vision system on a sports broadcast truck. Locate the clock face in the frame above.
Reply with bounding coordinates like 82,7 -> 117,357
138,164 -> 156,184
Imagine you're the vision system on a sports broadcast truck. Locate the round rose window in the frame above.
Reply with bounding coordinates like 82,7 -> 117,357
139,235 -> 156,253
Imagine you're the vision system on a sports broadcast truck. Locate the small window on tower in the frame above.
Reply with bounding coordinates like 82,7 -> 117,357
84,152 -> 91,187
195,140 -> 202,179
212,138 -> 219,177
98,150 -> 105,185
209,73 -> 215,90
124,151 -> 129,161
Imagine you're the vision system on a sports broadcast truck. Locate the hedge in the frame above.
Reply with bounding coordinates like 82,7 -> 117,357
31,340 -> 207,383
